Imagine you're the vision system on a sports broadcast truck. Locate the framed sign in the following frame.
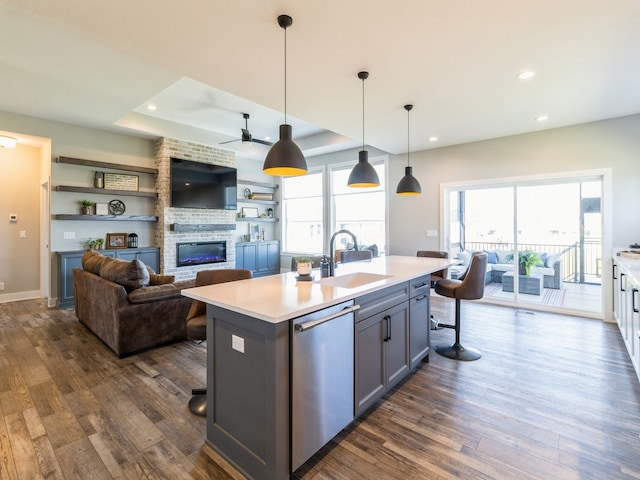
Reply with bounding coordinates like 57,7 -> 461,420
95,202 -> 109,215
106,233 -> 127,249
104,173 -> 139,191
242,207 -> 259,218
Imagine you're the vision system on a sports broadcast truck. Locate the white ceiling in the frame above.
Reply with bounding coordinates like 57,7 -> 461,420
1,1 -> 640,160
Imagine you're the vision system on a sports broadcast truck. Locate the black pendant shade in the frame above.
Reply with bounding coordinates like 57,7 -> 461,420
263,14 -> 308,177
263,124 -> 307,176
348,150 -> 380,187
396,104 -> 422,196
348,71 -> 380,188
396,166 -> 421,195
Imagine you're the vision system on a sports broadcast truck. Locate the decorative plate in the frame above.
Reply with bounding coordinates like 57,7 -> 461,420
108,199 -> 126,215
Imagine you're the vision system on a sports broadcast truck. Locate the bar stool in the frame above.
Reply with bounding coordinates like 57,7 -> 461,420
434,252 -> 488,361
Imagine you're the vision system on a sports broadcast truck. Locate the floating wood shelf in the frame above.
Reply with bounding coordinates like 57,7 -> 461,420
236,218 -> 279,223
56,156 -> 158,175
54,214 -> 158,222
237,198 -> 278,206
170,223 -> 237,232
238,179 -> 279,189
55,185 -> 158,198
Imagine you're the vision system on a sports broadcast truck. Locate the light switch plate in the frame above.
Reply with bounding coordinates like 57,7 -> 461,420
426,229 -> 438,237
232,334 -> 245,353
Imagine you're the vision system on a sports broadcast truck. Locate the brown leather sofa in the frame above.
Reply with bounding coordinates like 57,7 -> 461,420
73,250 -> 193,357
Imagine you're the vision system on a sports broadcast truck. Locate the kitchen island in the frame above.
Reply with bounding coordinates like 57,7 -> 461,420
182,255 -> 455,480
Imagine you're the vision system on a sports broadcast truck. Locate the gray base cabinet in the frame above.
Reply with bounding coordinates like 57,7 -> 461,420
409,275 -> 431,368
56,247 -> 159,308
235,240 -> 280,277
355,283 -> 410,416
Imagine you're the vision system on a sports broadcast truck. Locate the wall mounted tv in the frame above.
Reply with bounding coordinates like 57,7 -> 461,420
170,158 -> 237,210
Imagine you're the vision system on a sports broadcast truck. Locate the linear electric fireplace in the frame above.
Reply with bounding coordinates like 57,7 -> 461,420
176,241 -> 227,267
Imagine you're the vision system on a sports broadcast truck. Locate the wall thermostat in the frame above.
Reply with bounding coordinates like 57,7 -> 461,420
9,214 -> 17,223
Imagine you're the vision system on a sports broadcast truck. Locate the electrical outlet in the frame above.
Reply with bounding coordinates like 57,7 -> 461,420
232,334 -> 245,353
0,282 -> 4,291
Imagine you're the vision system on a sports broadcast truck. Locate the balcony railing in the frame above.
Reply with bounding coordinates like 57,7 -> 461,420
464,240 -> 602,285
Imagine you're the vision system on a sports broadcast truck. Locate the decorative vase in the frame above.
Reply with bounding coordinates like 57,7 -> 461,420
519,264 -> 527,276
81,206 -> 92,215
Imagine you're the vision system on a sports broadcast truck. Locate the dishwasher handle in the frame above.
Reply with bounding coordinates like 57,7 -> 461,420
294,305 -> 361,332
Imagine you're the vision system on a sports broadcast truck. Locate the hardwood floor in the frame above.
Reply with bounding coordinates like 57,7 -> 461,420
1,297 -> 639,479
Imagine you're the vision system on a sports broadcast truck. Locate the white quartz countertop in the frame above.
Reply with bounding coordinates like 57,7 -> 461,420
182,255 -> 457,324
614,251 -> 640,285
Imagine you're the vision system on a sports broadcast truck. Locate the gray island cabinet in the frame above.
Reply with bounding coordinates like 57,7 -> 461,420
182,256 -> 455,480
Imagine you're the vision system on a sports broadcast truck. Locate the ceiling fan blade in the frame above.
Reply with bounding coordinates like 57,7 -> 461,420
219,138 -> 241,144
252,138 -> 273,146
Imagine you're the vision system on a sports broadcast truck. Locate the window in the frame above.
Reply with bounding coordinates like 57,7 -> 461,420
282,170 -> 324,253
331,163 -> 386,254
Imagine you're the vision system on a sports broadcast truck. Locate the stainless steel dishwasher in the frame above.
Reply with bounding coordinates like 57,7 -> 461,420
291,299 -> 359,471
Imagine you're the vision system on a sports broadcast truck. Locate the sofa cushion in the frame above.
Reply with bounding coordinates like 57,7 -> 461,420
127,284 -> 181,304
82,250 -> 108,275
149,273 -> 175,286
484,250 -> 498,264
456,250 -> 471,266
99,256 -> 150,291
495,249 -> 512,264
545,252 -> 561,268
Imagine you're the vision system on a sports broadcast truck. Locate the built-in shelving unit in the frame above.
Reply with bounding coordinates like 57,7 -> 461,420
237,179 -> 279,223
53,156 -> 158,221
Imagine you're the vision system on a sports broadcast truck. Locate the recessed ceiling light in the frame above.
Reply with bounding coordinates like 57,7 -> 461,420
429,136 -> 438,142
0,135 -> 17,148
146,104 -> 157,111
518,71 -> 535,80
536,115 -> 549,122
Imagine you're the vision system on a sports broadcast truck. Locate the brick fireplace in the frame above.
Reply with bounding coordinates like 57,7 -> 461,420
155,138 -> 236,282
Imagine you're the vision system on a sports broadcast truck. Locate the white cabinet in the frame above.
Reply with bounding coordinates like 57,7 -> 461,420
612,258 -> 640,381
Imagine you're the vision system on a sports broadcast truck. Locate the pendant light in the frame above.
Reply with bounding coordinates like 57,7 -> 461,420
263,14 -> 308,177
347,71 -> 380,188
396,104 -> 422,196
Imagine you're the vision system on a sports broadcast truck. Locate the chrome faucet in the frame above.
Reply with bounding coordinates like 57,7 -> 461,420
328,229 -> 359,276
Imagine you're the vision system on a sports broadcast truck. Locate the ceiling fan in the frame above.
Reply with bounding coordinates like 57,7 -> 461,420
220,113 -> 273,146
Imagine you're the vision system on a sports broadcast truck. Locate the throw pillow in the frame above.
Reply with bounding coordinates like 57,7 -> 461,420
484,250 -> 498,264
82,250 -> 107,275
494,249 -> 511,264
537,252 -> 548,267
456,250 -> 471,266
545,252 -> 561,269
99,257 -> 150,291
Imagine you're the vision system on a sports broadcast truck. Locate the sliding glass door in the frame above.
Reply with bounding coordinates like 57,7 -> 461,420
445,177 -> 602,315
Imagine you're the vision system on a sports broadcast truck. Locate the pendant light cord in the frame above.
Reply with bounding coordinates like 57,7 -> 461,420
284,24 -> 288,125
407,107 -> 410,166
362,75 -> 365,151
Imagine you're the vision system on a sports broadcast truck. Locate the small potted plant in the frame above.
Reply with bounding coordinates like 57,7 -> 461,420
93,238 -> 104,250
295,256 -> 313,276
505,249 -> 542,276
80,199 -> 94,215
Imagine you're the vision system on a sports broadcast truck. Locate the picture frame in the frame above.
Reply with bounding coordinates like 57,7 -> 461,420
249,223 -> 260,242
95,202 -> 109,215
242,207 -> 259,218
106,233 -> 127,249
104,173 -> 139,191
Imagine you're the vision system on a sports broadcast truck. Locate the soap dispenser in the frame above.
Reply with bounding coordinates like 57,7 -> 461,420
320,255 -> 330,278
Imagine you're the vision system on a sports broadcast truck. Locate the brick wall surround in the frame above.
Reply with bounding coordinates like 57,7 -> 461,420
155,138 -> 236,281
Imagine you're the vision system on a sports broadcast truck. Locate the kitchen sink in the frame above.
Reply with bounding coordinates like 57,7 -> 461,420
315,272 -> 392,289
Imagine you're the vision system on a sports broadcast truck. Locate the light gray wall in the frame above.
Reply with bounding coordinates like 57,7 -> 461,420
0,110 -> 157,302
387,114 -> 640,256
0,143 -> 40,296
